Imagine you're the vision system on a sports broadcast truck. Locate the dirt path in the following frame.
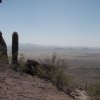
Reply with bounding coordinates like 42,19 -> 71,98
0,70 -> 73,100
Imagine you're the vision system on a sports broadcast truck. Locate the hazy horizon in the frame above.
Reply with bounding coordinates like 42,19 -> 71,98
0,0 -> 100,47
6,43 -> 100,48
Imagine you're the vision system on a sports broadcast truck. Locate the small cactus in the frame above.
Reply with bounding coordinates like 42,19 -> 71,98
12,32 -> 19,65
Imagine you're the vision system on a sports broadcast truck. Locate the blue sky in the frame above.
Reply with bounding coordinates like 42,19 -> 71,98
0,0 -> 100,47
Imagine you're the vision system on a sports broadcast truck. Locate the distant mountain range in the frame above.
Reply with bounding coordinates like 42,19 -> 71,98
7,43 -> 100,53
8,44 -> 58,52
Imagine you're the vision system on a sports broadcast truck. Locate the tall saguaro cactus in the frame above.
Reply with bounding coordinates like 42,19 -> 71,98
12,32 -> 19,65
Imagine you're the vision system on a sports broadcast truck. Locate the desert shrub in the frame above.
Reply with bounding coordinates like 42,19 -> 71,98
54,71 -> 76,94
8,54 -> 26,74
38,54 -> 61,78
8,54 -> 16,70
37,53 -> 75,94
18,54 -> 26,74
38,53 -> 66,79
87,83 -> 100,97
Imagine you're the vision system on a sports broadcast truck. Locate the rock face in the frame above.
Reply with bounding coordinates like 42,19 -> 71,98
0,31 -> 8,64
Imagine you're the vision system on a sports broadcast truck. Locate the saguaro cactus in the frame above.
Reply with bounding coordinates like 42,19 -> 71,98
12,32 -> 19,65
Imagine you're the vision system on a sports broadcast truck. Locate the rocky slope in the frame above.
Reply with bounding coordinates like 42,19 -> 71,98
0,70 -> 74,100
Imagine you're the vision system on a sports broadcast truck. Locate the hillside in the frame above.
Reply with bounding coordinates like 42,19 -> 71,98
0,70 -> 74,100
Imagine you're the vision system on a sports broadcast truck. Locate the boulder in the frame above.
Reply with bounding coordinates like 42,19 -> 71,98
25,59 -> 39,75
0,31 -> 8,65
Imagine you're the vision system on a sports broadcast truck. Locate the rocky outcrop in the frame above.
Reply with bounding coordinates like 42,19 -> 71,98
24,59 -> 39,75
70,89 -> 91,100
0,31 -> 8,65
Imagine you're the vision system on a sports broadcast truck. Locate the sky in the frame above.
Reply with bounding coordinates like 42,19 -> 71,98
0,0 -> 100,47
